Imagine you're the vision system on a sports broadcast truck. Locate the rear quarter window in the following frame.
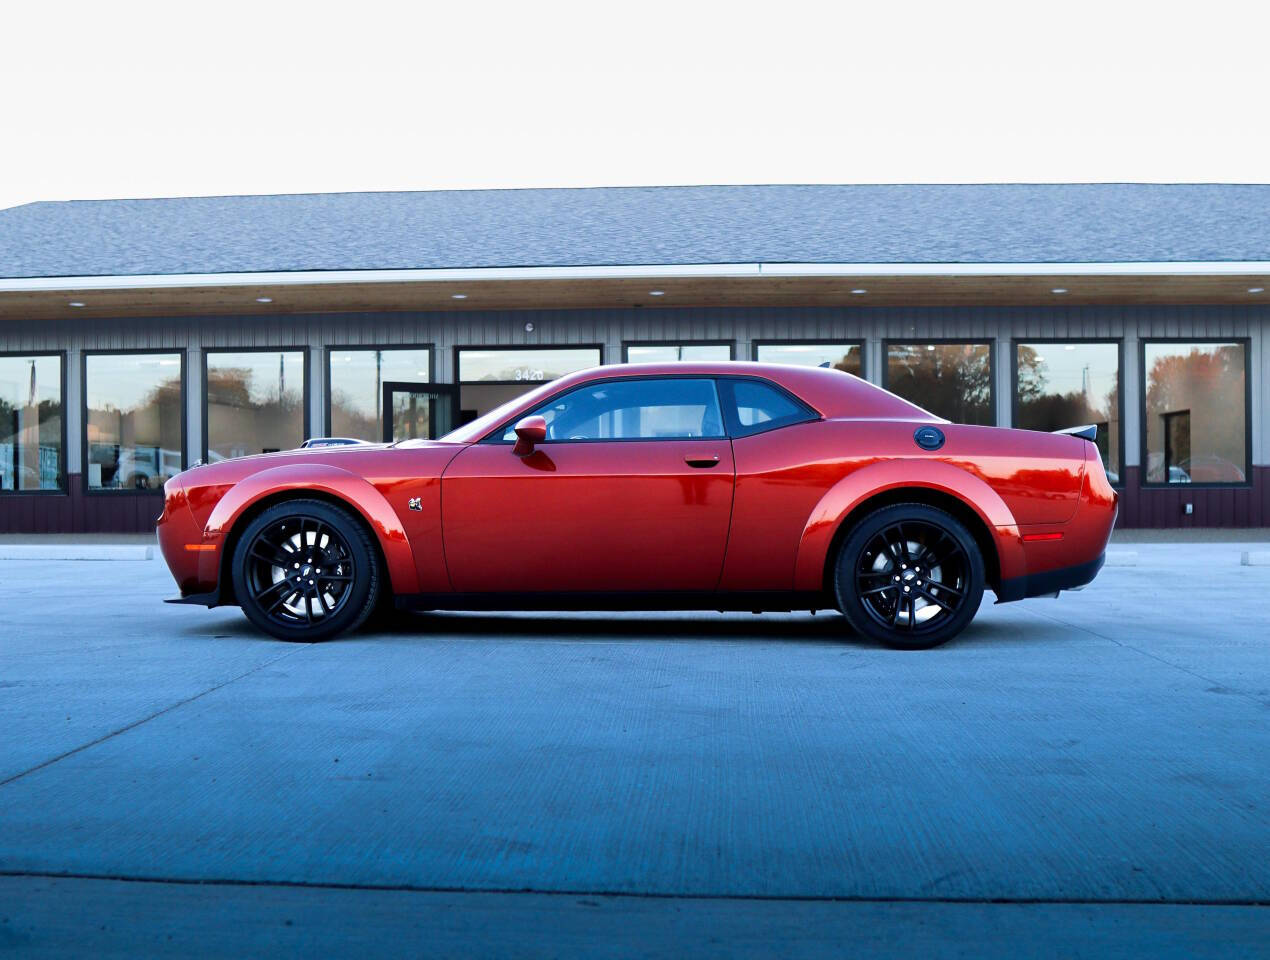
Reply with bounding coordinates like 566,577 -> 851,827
721,378 -> 818,437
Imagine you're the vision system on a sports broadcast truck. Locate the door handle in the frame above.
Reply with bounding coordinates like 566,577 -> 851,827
684,455 -> 721,468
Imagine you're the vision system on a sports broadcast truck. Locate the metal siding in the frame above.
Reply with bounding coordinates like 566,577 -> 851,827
0,302 -> 1265,532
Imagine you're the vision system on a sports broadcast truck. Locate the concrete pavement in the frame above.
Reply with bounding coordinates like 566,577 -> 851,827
0,543 -> 1267,956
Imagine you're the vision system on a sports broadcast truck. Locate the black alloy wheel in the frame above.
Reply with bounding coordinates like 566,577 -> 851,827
834,503 -> 985,649
231,499 -> 380,642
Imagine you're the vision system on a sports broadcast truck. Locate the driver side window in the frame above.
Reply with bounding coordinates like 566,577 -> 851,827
501,378 -> 725,441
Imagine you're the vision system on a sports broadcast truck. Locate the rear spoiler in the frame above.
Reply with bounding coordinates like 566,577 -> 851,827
1054,424 -> 1098,442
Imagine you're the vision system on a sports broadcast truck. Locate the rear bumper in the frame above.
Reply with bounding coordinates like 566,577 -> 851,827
994,551 -> 1105,603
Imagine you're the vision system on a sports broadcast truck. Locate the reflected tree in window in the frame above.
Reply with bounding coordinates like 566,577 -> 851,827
1144,343 -> 1246,483
755,343 -> 862,376
886,343 -> 993,425
86,354 -> 183,490
1016,344 -> 1120,478
206,352 -> 306,461
329,348 -> 432,441
0,356 -> 64,491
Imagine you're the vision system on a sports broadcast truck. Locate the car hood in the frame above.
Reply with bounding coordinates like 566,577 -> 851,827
175,439 -> 462,487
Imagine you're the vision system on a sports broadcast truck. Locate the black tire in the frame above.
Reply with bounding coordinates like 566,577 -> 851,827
231,498 -> 381,642
833,503 -> 985,650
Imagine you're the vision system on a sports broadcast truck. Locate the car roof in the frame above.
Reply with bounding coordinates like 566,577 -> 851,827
441,361 -> 938,444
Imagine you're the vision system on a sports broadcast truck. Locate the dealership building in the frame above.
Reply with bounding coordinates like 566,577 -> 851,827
0,183 -> 1266,533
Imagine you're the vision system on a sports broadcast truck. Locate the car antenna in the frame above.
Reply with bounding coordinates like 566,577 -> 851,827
818,360 -> 832,368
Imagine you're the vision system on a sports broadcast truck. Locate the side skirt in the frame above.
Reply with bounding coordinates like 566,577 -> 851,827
393,590 -> 834,614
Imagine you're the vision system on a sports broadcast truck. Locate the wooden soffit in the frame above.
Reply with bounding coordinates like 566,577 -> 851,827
1,269 -> 1268,322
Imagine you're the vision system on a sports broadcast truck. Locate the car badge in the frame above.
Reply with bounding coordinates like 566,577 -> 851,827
408,497 -> 423,511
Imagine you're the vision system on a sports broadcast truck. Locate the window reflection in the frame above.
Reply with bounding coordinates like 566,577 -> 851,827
1144,342 -> 1247,484
458,347 -> 601,423
0,355 -> 63,492
1016,343 -> 1120,481
626,344 -> 732,363
755,343 -> 863,376
886,343 -> 994,425
86,353 -> 183,490
505,378 -> 724,440
329,348 -> 432,441
206,352 -> 306,461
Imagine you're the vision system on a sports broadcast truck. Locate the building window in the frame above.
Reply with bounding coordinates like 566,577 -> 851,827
0,354 -> 64,492
457,346 -> 601,423
1143,341 -> 1248,484
328,347 -> 432,441
625,343 -> 734,363
85,352 -> 183,491
885,342 -> 994,425
206,351 -> 307,461
754,342 -> 863,376
1016,342 -> 1121,482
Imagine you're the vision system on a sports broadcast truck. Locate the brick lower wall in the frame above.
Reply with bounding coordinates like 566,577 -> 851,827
0,476 -> 163,533
1115,466 -> 1270,528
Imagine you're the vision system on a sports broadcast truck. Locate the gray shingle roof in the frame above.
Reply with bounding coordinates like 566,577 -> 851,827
1,183 -> 1267,280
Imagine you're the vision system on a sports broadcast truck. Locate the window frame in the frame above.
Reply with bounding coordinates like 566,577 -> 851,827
202,346 -> 311,463
1138,337 -> 1253,489
1011,337 -> 1125,488
881,338 -> 997,426
750,339 -> 866,378
480,373 -> 819,444
0,350 -> 68,496
324,342 -> 435,439
453,343 -> 605,386
621,340 -> 736,362
717,375 -> 820,438
82,348 -> 187,496
485,374 -> 728,444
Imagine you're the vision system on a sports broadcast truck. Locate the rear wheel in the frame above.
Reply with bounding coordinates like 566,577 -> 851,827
833,503 -> 985,649
231,499 -> 380,642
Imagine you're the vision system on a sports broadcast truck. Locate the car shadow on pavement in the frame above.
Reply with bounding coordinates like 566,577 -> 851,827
356,609 -> 1032,649
175,608 -> 1033,650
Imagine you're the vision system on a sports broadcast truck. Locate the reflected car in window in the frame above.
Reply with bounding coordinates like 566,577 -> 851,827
157,363 -> 1118,650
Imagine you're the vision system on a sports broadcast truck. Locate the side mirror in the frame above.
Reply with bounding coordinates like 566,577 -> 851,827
512,415 -> 548,456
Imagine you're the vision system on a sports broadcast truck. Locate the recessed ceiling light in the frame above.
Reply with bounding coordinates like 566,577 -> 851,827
648,290 -> 666,297
1249,287 -> 1265,294
1064,345 -> 1077,351
451,293 -> 467,299
68,301 -> 85,307
850,288 -> 868,295
1051,288 -> 1068,295
255,296 -> 273,303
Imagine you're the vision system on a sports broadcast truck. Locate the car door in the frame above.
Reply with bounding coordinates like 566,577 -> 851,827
441,376 -> 735,594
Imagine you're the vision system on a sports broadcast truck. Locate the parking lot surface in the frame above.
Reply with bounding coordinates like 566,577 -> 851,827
1,543 -> 1268,957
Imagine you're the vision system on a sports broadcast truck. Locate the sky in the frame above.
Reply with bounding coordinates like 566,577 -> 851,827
1,0 -> 1267,212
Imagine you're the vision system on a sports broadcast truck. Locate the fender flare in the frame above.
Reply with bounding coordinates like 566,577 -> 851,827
197,463 -> 420,596
792,459 -> 1025,592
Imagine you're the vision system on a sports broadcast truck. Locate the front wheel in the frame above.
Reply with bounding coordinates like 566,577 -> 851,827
833,503 -> 985,650
231,499 -> 381,642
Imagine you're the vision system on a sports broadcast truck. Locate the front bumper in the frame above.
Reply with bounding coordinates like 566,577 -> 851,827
994,551 -> 1106,603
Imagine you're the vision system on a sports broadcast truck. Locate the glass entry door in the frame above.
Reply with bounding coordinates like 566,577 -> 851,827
381,382 -> 459,442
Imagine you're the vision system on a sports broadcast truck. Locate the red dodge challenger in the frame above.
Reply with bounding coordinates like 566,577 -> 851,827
158,362 -> 1117,649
